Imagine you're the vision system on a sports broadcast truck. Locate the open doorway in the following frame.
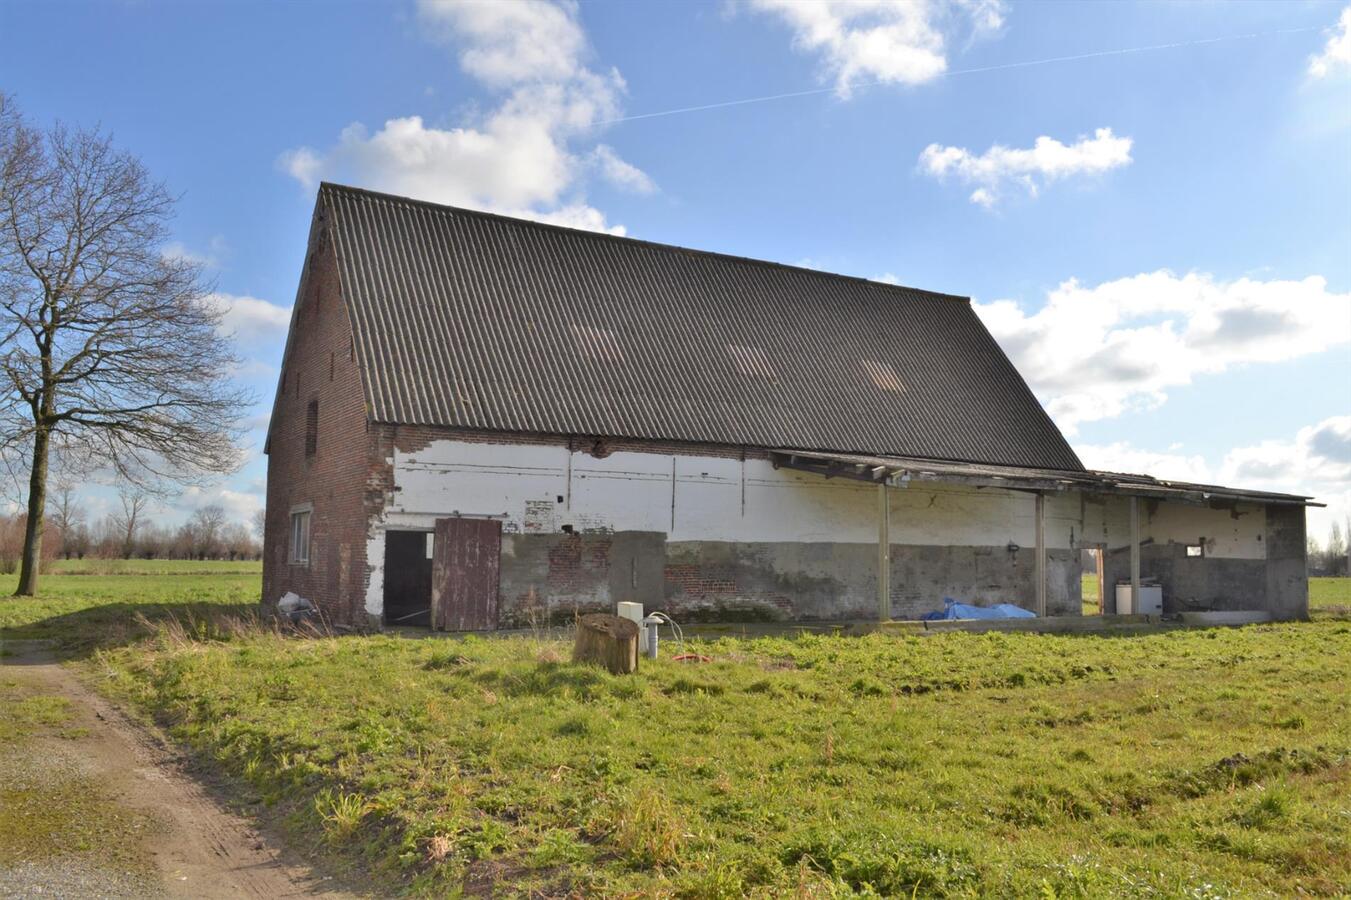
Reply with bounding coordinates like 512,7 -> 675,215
384,530 -> 433,627
1080,545 -> 1106,615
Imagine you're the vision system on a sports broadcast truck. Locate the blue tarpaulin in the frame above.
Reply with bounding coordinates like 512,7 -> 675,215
920,598 -> 1038,621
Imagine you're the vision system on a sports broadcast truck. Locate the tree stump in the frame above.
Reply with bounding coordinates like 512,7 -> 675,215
573,613 -> 639,674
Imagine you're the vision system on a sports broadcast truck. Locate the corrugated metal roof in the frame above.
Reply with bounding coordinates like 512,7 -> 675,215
319,183 -> 1085,472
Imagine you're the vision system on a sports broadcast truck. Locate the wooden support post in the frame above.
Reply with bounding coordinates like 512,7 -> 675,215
877,482 -> 890,622
1035,492 -> 1047,616
1129,495 -> 1141,612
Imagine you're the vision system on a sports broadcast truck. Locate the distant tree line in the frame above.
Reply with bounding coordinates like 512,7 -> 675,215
0,485 -> 261,573
1308,519 -> 1350,577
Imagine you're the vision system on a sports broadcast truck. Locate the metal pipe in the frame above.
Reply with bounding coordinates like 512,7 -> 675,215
643,615 -> 661,659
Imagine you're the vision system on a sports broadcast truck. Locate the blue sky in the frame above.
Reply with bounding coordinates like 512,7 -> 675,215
3,0 -> 1349,538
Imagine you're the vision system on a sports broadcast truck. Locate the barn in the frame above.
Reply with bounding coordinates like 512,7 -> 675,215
263,184 -> 1312,630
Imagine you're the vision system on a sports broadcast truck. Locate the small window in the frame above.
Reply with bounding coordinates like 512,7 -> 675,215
1186,545 -> 1203,557
305,400 -> 318,457
290,510 -> 311,565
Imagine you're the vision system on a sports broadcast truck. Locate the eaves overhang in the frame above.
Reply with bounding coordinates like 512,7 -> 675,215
768,449 -> 1322,508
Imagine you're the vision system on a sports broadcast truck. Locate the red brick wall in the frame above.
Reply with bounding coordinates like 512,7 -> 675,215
262,219 -> 373,626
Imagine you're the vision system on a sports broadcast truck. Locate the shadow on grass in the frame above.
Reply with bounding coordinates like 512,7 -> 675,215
1,601 -> 259,661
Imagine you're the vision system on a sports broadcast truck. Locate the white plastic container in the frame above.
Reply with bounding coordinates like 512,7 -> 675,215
1115,584 -> 1163,615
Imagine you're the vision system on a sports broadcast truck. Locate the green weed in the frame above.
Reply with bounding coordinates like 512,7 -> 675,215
6,570 -> 1348,896
315,789 -> 370,843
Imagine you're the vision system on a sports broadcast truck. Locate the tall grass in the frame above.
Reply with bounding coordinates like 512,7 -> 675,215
91,609 -> 1351,897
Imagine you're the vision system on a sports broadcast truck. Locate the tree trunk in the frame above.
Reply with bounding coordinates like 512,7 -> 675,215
572,613 -> 639,675
15,426 -> 50,596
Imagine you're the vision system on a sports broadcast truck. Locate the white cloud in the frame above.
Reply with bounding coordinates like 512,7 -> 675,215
279,0 -> 651,235
919,127 -> 1132,206
974,270 -> 1351,435
241,413 -> 272,432
1309,5 -> 1351,79
176,484 -> 264,522
162,235 -> 230,269
1077,416 -> 1351,539
748,0 -> 1006,97
590,144 -> 657,194
211,293 -> 292,343
233,359 -> 279,380
420,0 -> 589,88
1075,442 -> 1213,483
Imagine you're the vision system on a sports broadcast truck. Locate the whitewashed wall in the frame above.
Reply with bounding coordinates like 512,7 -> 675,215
361,437 -> 1265,615
364,439 -> 1073,615
1144,500 -> 1266,559
379,438 -> 1058,541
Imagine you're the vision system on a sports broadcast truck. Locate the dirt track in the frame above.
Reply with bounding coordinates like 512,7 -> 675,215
1,642 -> 353,899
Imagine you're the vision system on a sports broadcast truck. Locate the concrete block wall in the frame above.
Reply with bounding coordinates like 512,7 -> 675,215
1264,504 -> 1309,620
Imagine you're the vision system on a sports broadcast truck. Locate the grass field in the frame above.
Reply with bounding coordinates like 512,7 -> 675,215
3,564 -> 1349,896
0,561 -> 259,651
1082,574 -> 1100,616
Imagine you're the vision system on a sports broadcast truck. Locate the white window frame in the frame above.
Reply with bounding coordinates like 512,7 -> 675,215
289,505 -> 313,565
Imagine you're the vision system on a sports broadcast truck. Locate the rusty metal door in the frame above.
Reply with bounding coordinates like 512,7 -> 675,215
431,518 -> 501,631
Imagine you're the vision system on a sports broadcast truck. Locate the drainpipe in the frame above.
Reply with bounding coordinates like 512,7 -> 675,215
877,482 -> 890,622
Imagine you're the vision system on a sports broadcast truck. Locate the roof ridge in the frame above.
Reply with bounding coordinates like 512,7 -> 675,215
318,181 -> 971,305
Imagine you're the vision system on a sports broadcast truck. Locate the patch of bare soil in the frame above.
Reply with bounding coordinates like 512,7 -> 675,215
1,642 -> 354,898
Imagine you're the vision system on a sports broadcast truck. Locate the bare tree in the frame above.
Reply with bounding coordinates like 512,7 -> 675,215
109,488 -> 148,559
1329,521 -> 1347,578
0,93 -> 250,594
221,521 -> 256,560
188,503 -> 226,559
48,479 -> 84,558
251,507 -> 266,542
136,521 -> 170,559
66,520 -> 90,559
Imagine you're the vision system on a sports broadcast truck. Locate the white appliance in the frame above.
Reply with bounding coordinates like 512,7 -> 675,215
1115,584 -> 1163,615
616,601 -> 646,652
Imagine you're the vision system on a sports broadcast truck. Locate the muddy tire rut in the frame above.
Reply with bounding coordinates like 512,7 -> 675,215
2,641 -> 354,899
